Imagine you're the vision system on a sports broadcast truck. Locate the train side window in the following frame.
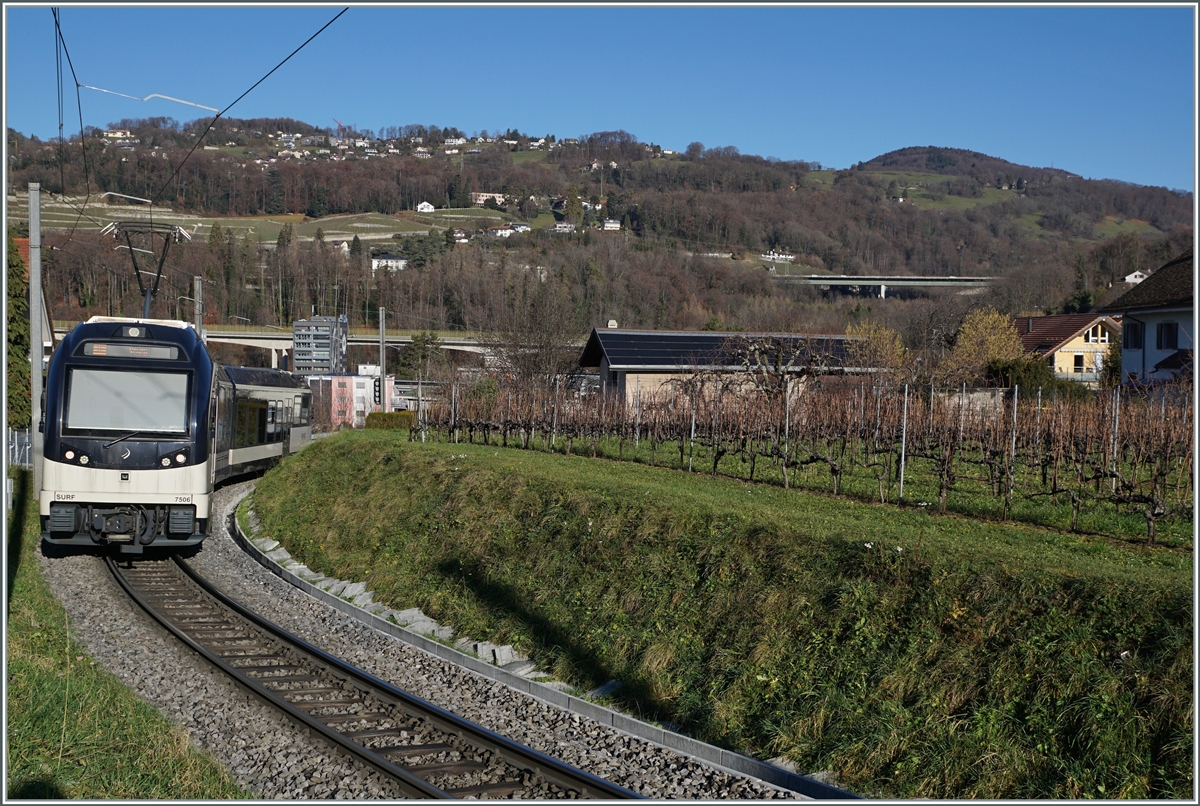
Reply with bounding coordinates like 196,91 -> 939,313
255,400 -> 267,445
301,395 -> 310,425
294,395 -> 301,425
279,399 -> 287,429
267,401 -> 276,437
235,400 -> 248,448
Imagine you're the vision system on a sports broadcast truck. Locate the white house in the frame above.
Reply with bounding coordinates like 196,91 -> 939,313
371,253 -> 408,276
416,201 -> 435,213
601,219 -> 621,231
488,227 -> 515,238
553,222 -> 576,233
1099,251 -> 1193,385
1123,270 -> 1150,285
510,223 -> 531,233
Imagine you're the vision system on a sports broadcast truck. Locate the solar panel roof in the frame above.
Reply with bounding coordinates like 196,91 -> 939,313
579,329 -> 851,371
224,366 -> 309,388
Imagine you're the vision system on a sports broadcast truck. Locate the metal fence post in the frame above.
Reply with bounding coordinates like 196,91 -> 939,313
899,384 -> 908,501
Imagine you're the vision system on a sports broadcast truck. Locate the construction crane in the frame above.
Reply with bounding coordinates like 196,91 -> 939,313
333,118 -> 346,142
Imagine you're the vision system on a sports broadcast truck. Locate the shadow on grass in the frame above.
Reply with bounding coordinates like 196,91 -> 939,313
434,557 -> 671,725
9,779 -> 65,798
7,470 -> 29,614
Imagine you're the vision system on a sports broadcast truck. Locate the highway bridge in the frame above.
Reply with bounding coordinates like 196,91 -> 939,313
770,273 -> 993,298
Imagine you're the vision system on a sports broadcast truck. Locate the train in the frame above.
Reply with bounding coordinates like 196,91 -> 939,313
39,316 -> 312,554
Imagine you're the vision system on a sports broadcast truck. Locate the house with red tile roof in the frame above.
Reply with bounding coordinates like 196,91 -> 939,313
1097,251 -> 1192,385
1009,312 -> 1121,387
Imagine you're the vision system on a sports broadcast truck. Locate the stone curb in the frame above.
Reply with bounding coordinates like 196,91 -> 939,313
223,492 -> 857,801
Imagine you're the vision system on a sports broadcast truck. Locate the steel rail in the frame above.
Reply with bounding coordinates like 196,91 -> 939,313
107,554 -> 642,800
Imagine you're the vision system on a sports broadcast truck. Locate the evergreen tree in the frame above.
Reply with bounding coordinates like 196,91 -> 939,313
7,232 -> 31,427
564,184 -> 583,224
307,185 -> 328,218
207,221 -> 224,249
266,167 -> 285,214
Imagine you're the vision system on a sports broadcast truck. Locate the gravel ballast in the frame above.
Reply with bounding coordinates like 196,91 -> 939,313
38,480 -> 806,799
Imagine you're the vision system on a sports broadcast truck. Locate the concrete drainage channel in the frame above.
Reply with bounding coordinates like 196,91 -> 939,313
254,532 -> 558,688
230,494 -> 858,800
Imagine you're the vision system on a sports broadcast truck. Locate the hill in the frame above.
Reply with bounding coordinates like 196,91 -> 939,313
860,146 -> 1079,185
6,118 -> 1193,357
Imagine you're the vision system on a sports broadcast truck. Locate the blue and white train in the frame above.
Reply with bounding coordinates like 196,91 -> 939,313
39,316 -> 312,554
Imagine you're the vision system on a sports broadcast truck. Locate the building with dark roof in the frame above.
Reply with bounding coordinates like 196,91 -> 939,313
1009,313 -> 1121,387
578,327 -> 857,403
1097,251 -> 1193,385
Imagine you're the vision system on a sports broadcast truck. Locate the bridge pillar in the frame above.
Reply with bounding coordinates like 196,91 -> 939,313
879,283 -> 887,299
271,348 -> 278,369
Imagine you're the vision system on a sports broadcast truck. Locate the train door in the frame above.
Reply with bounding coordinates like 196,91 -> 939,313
213,378 -> 234,482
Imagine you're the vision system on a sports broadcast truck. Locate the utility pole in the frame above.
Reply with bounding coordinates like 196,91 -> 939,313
29,183 -> 43,493
378,306 -> 386,412
193,275 -> 204,341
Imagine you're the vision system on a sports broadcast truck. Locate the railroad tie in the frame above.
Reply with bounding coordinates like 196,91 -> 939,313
409,759 -> 487,777
444,781 -> 526,797
317,712 -> 389,724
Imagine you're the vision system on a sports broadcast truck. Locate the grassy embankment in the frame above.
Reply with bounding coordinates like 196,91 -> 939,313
418,425 -> 1192,546
251,431 -> 1192,799
5,471 -> 247,799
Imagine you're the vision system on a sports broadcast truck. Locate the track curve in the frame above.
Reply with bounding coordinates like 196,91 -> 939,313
108,554 -> 641,800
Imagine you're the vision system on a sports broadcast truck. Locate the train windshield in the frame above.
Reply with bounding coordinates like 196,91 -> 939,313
65,369 -> 190,434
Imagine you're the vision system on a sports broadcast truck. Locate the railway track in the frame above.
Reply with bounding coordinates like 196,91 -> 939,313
107,554 -> 642,800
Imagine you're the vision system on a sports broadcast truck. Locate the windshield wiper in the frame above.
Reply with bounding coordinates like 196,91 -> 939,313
103,430 -> 148,449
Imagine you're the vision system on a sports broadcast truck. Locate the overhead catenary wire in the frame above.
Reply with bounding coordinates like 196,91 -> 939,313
51,8 -> 94,245
147,7 -> 349,212
42,7 -> 347,287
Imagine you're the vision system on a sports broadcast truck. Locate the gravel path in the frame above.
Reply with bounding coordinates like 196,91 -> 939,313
37,480 -> 798,799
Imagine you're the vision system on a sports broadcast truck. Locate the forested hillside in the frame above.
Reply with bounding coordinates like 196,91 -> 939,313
7,119 -> 1193,368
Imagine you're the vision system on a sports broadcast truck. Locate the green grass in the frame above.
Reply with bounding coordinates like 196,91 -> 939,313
419,426 -> 1191,546
251,432 -> 1193,799
418,208 -> 508,224
510,150 -> 548,165
1092,216 -> 1161,239
5,471 -> 247,799
530,212 -> 558,230
902,187 -> 1012,212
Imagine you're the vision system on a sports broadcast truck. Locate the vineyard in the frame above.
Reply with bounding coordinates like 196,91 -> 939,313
409,376 -> 1193,545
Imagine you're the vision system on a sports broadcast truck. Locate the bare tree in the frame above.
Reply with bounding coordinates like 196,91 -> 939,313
480,267 -> 585,391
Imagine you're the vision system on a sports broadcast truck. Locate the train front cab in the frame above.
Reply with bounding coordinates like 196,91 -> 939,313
39,318 -> 215,554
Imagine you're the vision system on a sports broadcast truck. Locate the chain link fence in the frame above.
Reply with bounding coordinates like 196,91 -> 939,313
8,429 -> 32,469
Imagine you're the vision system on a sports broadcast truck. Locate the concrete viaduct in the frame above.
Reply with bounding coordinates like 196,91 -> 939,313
770,274 -> 994,298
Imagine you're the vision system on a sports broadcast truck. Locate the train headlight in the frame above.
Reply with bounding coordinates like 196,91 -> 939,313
78,455 -> 89,465
161,457 -> 172,467
174,453 -> 187,465
64,449 -> 76,461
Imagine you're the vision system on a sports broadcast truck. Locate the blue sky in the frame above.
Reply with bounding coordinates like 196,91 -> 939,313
4,5 -> 1196,192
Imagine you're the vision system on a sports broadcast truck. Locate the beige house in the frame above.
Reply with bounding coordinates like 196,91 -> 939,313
1011,313 -> 1122,387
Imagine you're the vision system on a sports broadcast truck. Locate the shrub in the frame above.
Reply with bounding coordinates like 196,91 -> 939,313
365,411 -> 415,430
